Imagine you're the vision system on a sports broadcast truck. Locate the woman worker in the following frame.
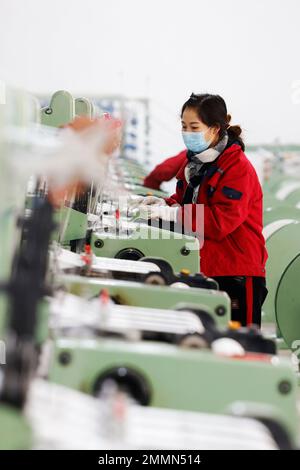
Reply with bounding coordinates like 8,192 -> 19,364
140,93 -> 268,327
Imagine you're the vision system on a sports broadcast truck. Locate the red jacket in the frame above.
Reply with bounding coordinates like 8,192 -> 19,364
165,144 -> 268,277
144,151 -> 186,189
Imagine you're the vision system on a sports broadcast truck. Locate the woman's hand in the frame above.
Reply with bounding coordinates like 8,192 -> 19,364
139,205 -> 178,221
129,195 -> 167,209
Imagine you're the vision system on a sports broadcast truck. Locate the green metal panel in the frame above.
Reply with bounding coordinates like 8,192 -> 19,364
122,162 -> 147,176
75,97 -> 93,118
0,88 -> 39,127
0,88 -> 39,280
53,207 -> 87,246
263,191 -> 280,210
0,208 -> 16,282
264,206 -> 300,225
91,225 -> 200,274
128,185 -> 167,197
281,189 -> 300,206
0,405 -> 32,449
58,274 -> 231,328
40,90 -> 74,127
276,254 -> 300,349
49,337 -> 298,444
264,179 -> 300,207
0,292 -> 8,340
263,221 -> 300,325
120,175 -> 145,185
263,175 -> 297,194
0,87 -> 40,336
36,299 -> 50,345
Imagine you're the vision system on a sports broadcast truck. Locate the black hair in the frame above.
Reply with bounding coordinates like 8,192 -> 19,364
181,93 -> 245,151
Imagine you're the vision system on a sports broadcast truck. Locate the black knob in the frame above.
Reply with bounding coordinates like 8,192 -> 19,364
94,239 -> 104,249
215,305 -> 226,317
58,350 -> 72,366
278,380 -> 292,395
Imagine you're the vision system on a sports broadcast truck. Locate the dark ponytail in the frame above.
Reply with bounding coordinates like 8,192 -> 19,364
181,93 -> 245,151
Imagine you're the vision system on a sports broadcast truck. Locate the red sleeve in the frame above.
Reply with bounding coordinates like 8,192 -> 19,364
178,161 -> 252,241
144,151 -> 186,190
165,193 -> 181,206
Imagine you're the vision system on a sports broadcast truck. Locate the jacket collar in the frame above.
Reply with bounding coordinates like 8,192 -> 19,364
175,143 -> 242,180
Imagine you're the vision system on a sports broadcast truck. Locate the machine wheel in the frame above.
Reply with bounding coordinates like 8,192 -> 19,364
176,307 -> 217,345
178,333 -> 209,349
93,366 -> 151,406
144,272 -> 168,286
176,307 -> 216,329
139,257 -> 174,284
115,248 -> 144,261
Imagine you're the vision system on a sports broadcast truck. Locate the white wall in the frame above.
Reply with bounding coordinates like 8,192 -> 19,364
1,0 -> 300,164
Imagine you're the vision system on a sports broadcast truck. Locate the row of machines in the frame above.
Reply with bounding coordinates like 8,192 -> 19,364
262,151 -> 300,354
0,87 -> 298,450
